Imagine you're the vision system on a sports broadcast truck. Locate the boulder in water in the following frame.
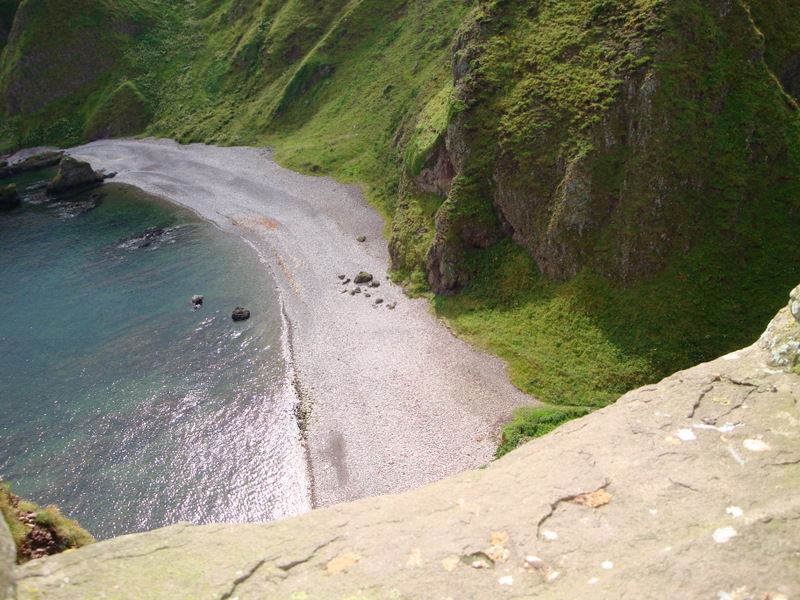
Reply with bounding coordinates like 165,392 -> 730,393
0,184 -> 20,210
231,307 -> 250,322
47,156 -> 103,195
191,295 -> 204,307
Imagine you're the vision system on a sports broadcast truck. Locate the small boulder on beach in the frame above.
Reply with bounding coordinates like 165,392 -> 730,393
356,235 -> 366,243
232,307 -> 251,321
354,271 -> 373,284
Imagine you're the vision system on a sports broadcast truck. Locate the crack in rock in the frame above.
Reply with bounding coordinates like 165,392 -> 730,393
536,480 -> 611,536
687,384 -> 715,418
277,536 -> 342,573
219,559 -> 267,600
668,478 -> 700,492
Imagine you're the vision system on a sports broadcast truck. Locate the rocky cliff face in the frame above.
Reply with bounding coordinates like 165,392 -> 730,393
9,287 -> 800,599
413,0 -> 800,293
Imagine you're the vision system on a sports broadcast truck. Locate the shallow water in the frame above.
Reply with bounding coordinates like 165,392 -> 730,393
0,176 -> 309,539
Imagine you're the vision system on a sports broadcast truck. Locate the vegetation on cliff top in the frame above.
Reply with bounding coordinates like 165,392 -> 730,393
1,0 -> 799,452
0,480 -> 94,563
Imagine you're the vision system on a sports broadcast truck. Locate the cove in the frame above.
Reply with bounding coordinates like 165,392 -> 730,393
0,176 -> 310,540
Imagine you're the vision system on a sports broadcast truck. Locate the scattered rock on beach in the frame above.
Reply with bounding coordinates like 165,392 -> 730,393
368,280 -> 380,288
356,235 -> 366,243
0,184 -> 21,210
232,307 -> 251,321
354,271 -> 373,284
338,274 -> 346,280
342,278 -> 351,285
375,298 -> 384,305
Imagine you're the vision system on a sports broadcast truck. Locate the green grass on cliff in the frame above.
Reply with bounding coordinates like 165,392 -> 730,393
0,481 -> 94,563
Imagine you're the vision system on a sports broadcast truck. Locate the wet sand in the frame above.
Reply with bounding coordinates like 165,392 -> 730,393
70,138 -> 536,508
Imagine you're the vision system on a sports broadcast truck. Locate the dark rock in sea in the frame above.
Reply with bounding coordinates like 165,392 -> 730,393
191,295 -> 204,307
356,235 -> 366,243
0,184 -> 21,210
100,170 -> 117,180
0,151 -> 63,179
47,156 -> 103,195
354,271 -> 373,284
118,226 -> 172,249
232,307 -> 250,321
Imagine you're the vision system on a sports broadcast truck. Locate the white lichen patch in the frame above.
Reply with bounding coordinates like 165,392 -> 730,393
677,429 -> 697,441
722,352 -> 740,361
743,439 -> 770,452
601,561 -> 614,570
587,577 -> 600,584
713,526 -> 738,543
541,530 -> 558,541
726,506 -> 743,518
498,576 -> 514,586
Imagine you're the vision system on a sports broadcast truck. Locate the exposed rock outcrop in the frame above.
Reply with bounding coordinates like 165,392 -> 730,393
399,0 -> 800,294
0,152 -> 63,179
46,157 -> 103,195
14,287 -> 800,599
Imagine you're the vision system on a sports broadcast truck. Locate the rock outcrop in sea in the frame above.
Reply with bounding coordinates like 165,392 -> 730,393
7,284 -> 799,599
46,157 -> 103,195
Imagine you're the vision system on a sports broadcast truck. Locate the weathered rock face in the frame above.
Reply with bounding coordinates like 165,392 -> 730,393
46,156 -> 102,194
14,289 -> 800,599
401,0 -> 800,294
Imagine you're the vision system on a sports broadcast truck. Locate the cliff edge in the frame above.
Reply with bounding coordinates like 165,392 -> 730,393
7,286 -> 799,599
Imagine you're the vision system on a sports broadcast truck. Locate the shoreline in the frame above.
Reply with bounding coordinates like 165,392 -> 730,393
66,137 -> 537,508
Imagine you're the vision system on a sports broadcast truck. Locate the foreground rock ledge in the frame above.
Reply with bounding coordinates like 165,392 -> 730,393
14,300 -> 800,599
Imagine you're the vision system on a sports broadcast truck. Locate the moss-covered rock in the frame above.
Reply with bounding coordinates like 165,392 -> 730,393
46,156 -> 102,194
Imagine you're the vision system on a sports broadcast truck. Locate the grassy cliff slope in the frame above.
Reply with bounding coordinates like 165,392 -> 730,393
1,0 -> 798,447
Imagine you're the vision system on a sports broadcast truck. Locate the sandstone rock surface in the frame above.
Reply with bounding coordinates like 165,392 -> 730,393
14,293 -> 800,599
0,516 -> 14,600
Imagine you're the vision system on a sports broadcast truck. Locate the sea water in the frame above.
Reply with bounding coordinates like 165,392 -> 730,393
0,173 -> 309,539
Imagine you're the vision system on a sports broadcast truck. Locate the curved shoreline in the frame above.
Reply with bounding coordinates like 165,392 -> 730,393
68,137 -> 537,508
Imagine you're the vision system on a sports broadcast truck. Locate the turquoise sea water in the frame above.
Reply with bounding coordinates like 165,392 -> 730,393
0,174 -> 308,539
